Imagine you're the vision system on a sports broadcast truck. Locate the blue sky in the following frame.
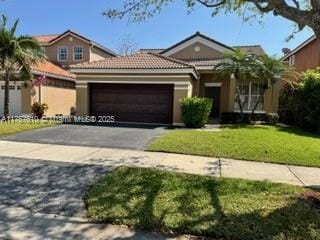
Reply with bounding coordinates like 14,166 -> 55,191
0,0 -> 314,56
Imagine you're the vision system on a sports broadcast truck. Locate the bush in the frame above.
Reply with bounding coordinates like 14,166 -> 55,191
31,102 -> 48,119
279,69 -> 320,133
180,97 -> 212,128
267,113 -> 279,126
300,71 -> 320,132
221,112 -> 267,124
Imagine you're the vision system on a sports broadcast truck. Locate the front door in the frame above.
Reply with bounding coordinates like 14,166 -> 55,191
204,86 -> 221,118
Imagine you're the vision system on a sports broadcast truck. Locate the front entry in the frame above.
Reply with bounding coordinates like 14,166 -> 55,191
204,86 -> 221,118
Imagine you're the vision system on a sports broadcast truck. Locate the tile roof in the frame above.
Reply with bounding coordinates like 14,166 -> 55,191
33,34 -> 59,44
70,52 -> 194,70
32,59 -> 75,80
233,45 -> 265,56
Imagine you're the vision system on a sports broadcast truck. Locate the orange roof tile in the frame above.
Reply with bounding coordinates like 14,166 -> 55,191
33,34 -> 59,44
70,52 -> 194,70
32,60 -> 75,80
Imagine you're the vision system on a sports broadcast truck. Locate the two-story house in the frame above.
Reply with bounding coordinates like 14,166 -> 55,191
35,30 -> 117,68
0,30 -> 116,117
282,35 -> 320,72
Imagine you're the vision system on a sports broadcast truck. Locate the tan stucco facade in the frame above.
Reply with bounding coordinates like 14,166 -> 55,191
21,84 -> 76,116
75,73 -> 194,124
43,34 -> 114,67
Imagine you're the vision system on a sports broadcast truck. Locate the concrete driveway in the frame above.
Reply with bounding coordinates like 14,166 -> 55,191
1,123 -> 167,150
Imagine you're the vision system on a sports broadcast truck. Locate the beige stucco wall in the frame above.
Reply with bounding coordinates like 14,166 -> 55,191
41,86 -> 76,116
264,80 -> 284,113
44,35 -> 91,66
21,85 -> 76,116
43,34 -> 114,67
75,73 -> 194,124
168,42 -> 224,60
21,86 -> 33,114
90,46 -> 114,62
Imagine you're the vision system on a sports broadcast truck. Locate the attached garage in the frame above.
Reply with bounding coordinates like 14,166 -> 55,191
89,83 -> 174,124
70,52 -> 199,125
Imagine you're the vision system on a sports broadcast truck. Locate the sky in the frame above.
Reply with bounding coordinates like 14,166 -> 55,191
0,0 -> 314,56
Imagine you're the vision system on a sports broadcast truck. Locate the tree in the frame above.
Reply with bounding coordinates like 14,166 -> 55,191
252,54 -> 299,115
104,0 -> 320,39
117,34 -> 138,56
214,49 -> 259,120
0,15 -> 43,119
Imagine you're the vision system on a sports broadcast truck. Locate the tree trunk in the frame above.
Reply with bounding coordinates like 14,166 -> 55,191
249,95 -> 263,122
3,69 -> 10,120
235,84 -> 245,123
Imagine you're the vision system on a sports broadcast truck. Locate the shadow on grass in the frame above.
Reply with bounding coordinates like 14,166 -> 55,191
87,167 -> 320,240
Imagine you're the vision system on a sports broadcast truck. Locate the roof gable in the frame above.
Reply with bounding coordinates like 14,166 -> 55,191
282,35 -> 316,60
161,32 -> 233,57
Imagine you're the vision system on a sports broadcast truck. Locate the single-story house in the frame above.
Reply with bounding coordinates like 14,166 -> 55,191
70,32 -> 281,125
0,59 -> 76,117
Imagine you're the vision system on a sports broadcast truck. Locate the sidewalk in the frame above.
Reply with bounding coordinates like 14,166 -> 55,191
0,140 -> 319,187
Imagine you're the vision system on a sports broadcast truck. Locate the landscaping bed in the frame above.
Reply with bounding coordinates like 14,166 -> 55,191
86,167 -> 320,240
148,125 -> 320,168
0,120 -> 59,136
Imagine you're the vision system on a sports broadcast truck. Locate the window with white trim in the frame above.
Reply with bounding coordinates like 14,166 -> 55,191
234,81 -> 264,112
73,46 -> 83,61
288,55 -> 295,66
57,47 -> 68,62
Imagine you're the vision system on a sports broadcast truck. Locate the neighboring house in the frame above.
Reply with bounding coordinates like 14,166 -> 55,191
70,32 -> 279,124
282,35 -> 320,72
0,59 -> 76,116
0,30 -> 116,117
34,30 -> 117,69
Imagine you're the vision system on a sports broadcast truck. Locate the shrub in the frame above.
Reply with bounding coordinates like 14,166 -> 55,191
300,70 -> 320,132
221,112 -> 267,124
70,106 -> 77,116
267,113 -> 279,126
180,97 -> 212,128
31,102 -> 48,119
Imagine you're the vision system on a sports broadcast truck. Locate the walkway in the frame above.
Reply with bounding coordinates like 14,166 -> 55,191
0,140 -> 319,187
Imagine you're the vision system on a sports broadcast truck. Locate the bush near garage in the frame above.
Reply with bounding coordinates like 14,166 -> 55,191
180,97 -> 213,128
31,102 -> 48,119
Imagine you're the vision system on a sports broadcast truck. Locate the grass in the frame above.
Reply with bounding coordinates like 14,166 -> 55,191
148,125 -> 320,168
0,120 -> 59,136
86,166 -> 320,240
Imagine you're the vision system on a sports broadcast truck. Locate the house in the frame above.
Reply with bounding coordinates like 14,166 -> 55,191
70,32 -> 280,124
281,35 -> 320,72
34,30 -> 117,69
0,59 -> 76,116
0,30 -> 116,117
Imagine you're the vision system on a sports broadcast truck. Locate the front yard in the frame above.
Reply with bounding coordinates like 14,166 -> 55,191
148,125 -> 320,168
86,167 -> 320,240
0,120 -> 58,136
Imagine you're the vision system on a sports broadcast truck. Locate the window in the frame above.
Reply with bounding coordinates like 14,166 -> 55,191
288,55 -> 295,66
73,46 -> 83,61
40,47 -> 46,55
57,47 -> 68,62
234,81 -> 264,112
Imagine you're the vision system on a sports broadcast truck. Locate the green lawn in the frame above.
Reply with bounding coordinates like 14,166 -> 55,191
86,167 -> 320,240
0,120 -> 59,136
148,125 -> 320,168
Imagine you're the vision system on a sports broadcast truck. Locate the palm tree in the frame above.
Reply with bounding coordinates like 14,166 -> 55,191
214,49 -> 260,121
252,55 -> 299,116
0,15 -> 43,119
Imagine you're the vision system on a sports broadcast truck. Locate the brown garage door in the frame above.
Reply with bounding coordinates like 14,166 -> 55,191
90,83 -> 174,124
